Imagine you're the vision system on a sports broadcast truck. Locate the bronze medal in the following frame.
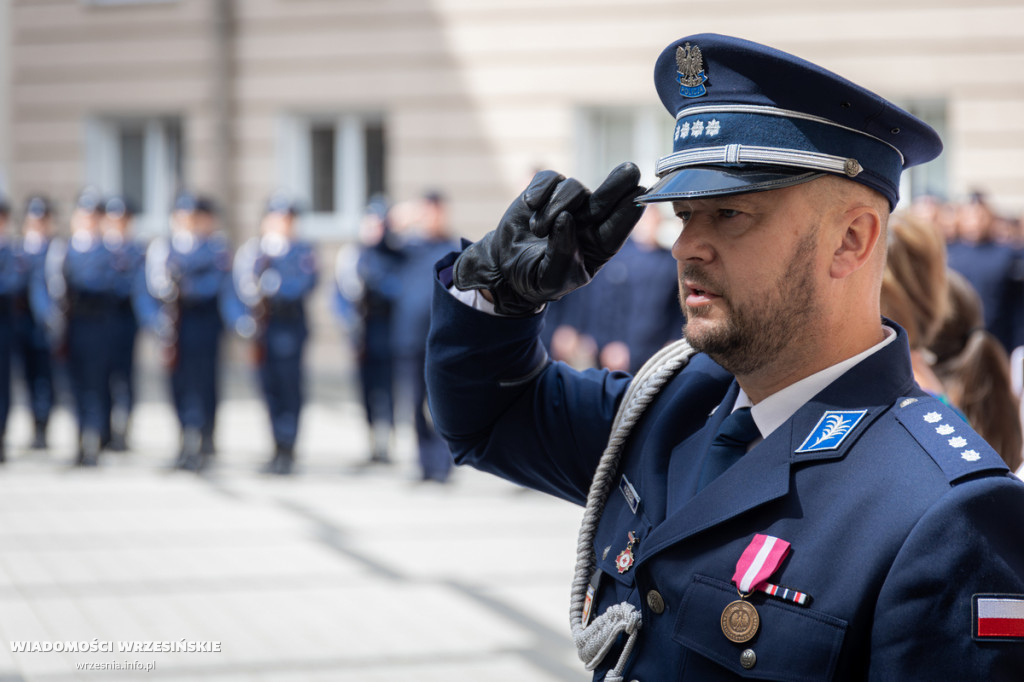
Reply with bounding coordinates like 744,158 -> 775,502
721,599 -> 759,643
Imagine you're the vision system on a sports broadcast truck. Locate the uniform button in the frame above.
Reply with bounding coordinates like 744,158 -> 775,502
602,545 -> 611,560
740,648 -> 756,670
646,590 -> 665,614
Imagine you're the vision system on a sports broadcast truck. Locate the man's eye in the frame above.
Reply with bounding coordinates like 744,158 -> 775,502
676,212 -> 692,223
719,209 -> 741,218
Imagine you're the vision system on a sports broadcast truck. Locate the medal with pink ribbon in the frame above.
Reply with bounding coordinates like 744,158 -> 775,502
721,534 -> 806,643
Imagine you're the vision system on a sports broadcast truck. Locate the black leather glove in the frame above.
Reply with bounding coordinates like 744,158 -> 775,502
453,163 -> 645,316
576,162 -> 647,277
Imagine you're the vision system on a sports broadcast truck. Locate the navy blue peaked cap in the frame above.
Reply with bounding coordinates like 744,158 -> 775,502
105,195 -> 136,218
265,193 -> 302,216
174,192 -> 217,214
637,34 -> 943,209
174,192 -> 199,212
26,196 -> 52,218
76,188 -> 105,213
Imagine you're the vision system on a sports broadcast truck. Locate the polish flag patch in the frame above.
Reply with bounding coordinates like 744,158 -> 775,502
973,595 -> 1024,640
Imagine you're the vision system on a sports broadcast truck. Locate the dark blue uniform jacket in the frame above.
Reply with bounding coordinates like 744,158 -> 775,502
946,240 -> 1020,352
426,252 -> 1024,681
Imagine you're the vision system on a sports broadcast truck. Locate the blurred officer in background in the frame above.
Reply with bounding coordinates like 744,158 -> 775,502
102,196 -> 146,452
540,279 -> 599,369
42,189 -> 111,466
15,196 -> 57,450
612,205 -> 686,373
0,197 -> 13,462
334,197 -> 404,466
145,193 -> 231,472
946,192 -> 1021,352
393,191 -> 458,483
541,206 -> 683,374
581,205 -> 685,373
233,195 -> 319,475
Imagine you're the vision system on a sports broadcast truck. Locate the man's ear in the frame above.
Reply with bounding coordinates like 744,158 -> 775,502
830,206 -> 882,279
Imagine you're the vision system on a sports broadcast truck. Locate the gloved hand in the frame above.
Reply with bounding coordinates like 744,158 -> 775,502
576,162 -> 647,277
453,163 -> 645,316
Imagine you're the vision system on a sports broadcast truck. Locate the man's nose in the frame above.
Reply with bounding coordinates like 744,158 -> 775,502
671,219 -> 715,264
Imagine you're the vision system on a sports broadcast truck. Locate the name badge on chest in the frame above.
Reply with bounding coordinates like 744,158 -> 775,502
619,475 -> 640,514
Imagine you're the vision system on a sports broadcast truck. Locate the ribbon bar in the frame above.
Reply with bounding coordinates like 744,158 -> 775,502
760,582 -> 811,606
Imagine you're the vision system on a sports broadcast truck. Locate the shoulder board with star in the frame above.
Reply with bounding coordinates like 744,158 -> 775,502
893,396 -> 1008,484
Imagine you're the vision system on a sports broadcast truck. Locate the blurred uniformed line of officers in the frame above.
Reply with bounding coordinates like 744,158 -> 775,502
0,185 -> 688,479
0,189 -> 318,475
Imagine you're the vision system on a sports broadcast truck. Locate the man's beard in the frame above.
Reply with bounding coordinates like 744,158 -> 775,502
682,232 -> 819,376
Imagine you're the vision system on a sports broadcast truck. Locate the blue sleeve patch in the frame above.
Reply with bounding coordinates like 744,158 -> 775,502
894,397 -> 1008,483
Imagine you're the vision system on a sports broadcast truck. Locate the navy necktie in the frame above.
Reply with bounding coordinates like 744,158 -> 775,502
697,407 -> 760,491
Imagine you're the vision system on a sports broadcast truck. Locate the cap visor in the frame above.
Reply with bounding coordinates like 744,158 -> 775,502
636,167 -> 825,204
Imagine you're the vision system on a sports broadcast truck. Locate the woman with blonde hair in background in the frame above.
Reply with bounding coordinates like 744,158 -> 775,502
880,212 -> 952,400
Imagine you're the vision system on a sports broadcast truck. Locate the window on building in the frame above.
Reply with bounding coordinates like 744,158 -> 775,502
900,99 -> 949,206
364,120 -> 386,201
575,106 -> 676,246
277,113 -> 387,240
310,125 -> 336,213
118,126 -> 146,211
84,116 -> 183,237
575,106 -> 671,192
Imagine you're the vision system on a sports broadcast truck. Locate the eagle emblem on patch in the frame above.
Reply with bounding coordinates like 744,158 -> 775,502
676,42 -> 709,98
796,410 -> 868,453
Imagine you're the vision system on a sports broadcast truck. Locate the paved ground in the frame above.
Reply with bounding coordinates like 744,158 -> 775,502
0,356 -> 591,682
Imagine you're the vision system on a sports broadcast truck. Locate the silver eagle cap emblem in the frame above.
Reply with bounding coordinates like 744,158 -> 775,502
676,42 -> 709,98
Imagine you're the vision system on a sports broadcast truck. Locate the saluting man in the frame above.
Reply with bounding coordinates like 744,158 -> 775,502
232,195 -> 318,475
426,35 -> 1024,680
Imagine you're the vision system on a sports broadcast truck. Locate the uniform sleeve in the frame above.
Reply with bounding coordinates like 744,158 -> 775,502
31,244 -> 63,336
869,475 -> 1024,679
298,244 -> 320,297
131,261 -> 161,330
218,274 -> 248,333
27,252 -> 53,326
426,251 -> 632,505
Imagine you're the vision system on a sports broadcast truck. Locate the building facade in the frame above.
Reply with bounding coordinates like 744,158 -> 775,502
0,0 -> 10,194
6,0 -> 1024,239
